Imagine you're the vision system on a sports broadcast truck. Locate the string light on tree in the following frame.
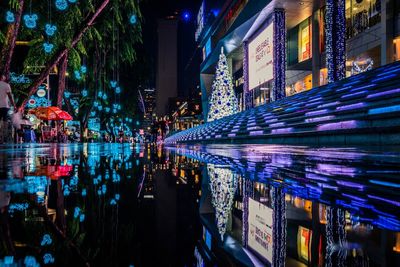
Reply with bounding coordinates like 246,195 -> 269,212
129,14 -> 137,25
208,164 -> 238,240
45,24 -> 57,36
55,0 -> 68,11
23,14 -> 38,28
82,89 -> 88,97
43,42 -> 54,53
207,47 -> 239,122
6,11 -> 15,23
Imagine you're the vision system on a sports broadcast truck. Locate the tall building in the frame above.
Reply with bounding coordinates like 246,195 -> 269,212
142,87 -> 156,133
156,18 -> 178,116
194,0 -> 400,120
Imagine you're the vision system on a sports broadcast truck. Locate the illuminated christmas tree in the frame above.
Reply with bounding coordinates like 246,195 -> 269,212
207,47 -> 239,122
208,164 -> 238,240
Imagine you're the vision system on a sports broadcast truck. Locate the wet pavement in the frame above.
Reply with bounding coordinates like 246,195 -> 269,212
0,143 -> 399,266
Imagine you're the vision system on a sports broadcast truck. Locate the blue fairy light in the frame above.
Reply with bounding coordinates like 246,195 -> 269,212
74,70 -> 81,80
82,89 -> 88,97
43,253 -> 55,264
40,234 -> 52,246
79,214 -> 85,222
182,11 -> 191,22
93,101 -> 99,107
45,24 -> 57,36
23,14 -> 38,29
6,11 -> 15,23
101,184 -> 107,194
64,91 -> 71,98
73,207 -> 80,218
115,194 -> 120,200
68,0 -> 77,3
110,81 -> 117,88
102,94 -> 107,100
129,14 -> 137,25
98,105 -> 103,111
90,111 -> 96,117
98,91 -> 103,98
105,107 -> 110,113
81,188 -> 87,196
113,109 -> 117,114
80,65 -> 87,74
55,0 -> 68,11
110,199 -> 117,205
43,43 -> 54,53
115,86 -> 121,94
63,185 -> 70,196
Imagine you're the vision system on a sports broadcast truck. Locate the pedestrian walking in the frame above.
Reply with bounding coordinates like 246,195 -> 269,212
0,75 -> 16,144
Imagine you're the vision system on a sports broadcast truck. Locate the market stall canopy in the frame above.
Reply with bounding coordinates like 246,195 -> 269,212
29,107 -> 73,121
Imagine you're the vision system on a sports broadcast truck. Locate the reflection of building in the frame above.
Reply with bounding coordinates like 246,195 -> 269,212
142,88 -> 156,133
170,97 -> 203,132
195,0 -> 400,119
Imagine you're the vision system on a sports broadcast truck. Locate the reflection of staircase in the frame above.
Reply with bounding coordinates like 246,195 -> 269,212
166,61 -> 400,145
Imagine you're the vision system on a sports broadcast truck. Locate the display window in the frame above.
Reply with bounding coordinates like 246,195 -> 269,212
345,0 -> 381,38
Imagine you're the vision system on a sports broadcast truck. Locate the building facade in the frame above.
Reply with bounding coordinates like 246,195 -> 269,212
195,0 -> 400,121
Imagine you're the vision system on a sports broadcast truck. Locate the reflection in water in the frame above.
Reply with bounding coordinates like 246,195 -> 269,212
0,143 -> 399,266
171,144 -> 400,267
208,164 -> 238,240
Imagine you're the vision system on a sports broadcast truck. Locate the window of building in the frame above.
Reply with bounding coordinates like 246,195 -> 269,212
298,18 -> 312,62
394,37 -> 400,62
346,0 -> 381,39
285,74 -> 313,97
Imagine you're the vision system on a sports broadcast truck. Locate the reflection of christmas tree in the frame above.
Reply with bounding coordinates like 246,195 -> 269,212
208,164 -> 238,240
207,47 -> 239,122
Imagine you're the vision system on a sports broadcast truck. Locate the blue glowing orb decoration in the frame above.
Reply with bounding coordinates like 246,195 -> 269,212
40,234 -> 52,246
98,105 -> 103,111
43,42 -> 54,54
45,24 -> 57,36
93,101 -> 98,107
43,253 -> 55,264
113,108 -> 117,114
102,94 -> 107,100
55,0 -> 68,11
80,65 -> 87,74
110,81 -> 117,88
6,11 -> 15,23
129,14 -> 137,25
90,111 -> 96,117
82,89 -> 88,97
74,70 -> 81,80
105,107 -> 110,113
116,87 -> 121,94
182,11 -> 191,22
98,91 -> 103,98
23,14 -> 38,29
64,91 -> 71,98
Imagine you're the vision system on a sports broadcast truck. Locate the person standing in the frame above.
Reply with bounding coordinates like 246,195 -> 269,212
0,75 -> 16,144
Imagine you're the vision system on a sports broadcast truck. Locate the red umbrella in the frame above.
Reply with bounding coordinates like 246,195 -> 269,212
29,107 -> 73,121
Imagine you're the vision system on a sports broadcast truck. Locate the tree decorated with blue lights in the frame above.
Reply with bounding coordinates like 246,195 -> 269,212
207,47 -> 239,122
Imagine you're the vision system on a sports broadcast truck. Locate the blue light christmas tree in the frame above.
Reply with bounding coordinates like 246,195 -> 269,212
207,47 -> 239,122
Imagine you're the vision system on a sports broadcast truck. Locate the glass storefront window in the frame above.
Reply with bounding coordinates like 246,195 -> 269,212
346,0 -> 381,39
285,74 -> 313,97
394,38 -> 400,62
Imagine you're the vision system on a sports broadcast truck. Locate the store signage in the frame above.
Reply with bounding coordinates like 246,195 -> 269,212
248,22 -> 274,90
247,197 -> 273,263
195,1 -> 205,41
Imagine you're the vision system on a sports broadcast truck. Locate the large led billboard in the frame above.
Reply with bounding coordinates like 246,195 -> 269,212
247,197 -> 273,263
248,22 -> 274,90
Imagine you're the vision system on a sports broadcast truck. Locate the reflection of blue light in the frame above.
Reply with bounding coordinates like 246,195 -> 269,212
4,256 -> 13,264
369,179 -> 400,188
43,253 -> 55,264
41,234 -> 52,246
24,256 -> 39,266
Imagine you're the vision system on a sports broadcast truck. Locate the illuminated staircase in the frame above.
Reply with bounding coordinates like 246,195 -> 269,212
165,61 -> 400,146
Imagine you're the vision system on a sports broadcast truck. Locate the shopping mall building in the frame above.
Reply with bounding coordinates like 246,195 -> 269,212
195,0 -> 400,119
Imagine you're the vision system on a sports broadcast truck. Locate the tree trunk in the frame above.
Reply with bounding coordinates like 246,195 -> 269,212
19,0 -> 110,111
57,53 -> 68,108
0,0 -> 25,81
